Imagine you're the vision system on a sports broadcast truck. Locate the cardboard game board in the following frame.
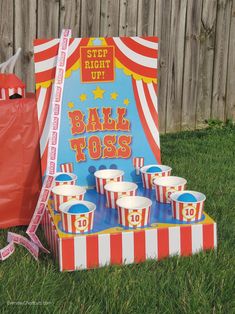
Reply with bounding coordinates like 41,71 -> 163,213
34,36 -> 217,271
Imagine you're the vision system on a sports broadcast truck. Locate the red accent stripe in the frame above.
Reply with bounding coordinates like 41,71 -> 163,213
179,203 -> 184,221
156,185 -> 160,202
88,212 -> 92,231
118,207 -> 122,225
141,36 -> 159,43
41,144 -> 48,177
143,82 -> 159,130
38,85 -> 52,137
86,235 -> 99,268
71,216 -> 76,233
157,228 -> 169,259
203,224 -> 214,250
196,203 -> 201,220
141,208 -> 146,226
34,43 -> 59,62
110,233 -> 122,264
134,231 -> 146,262
180,226 -> 192,256
61,238 -> 75,270
120,37 -> 158,58
34,39 -> 56,46
132,79 -> 161,164
36,86 -> 41,100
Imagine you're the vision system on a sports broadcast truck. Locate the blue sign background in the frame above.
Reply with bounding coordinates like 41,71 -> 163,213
57,67 -> 159,187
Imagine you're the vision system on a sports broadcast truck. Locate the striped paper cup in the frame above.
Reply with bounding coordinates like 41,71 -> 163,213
153,176 -> 187,203
94,169 -> 124,194
59,200 -> 96,234
54,172 -> 77,187
170,190 -> 206,222
60,162 -> 74,173
132,157 -> 144,175
140,165 -> 172,189
116,196 -> 152,229
104,181 -> 138,209
52,184 -> 86,212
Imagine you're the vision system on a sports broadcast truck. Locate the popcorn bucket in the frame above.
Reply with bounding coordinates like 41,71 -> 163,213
52,184 -> 86,212
132,157 -> 144,175
60,162 -> 74,173
153,176 -> 187,203
104,181 -> 138,209
59,200 -> 96,234
140,165 -> 172,189
54,172 -> 77,187
94,169 -> 124,194
170,190 -> 206,222
116,196 -> 152,229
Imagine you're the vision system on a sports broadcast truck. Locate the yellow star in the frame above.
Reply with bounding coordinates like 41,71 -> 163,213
110,92 -> 118,100
67,102 -> 74,109
123,98 -> 130,105
92,86 -> 105,99
79,94 -> 87,102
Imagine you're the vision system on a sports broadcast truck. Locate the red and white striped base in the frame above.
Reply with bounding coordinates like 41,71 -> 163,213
41,207 -> 217,271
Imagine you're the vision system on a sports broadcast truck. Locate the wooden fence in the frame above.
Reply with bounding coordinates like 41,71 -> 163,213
0,0 -> 234,133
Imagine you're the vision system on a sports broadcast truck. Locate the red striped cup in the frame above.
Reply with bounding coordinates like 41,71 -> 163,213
54,172 -> 77,187
104,181 -> 138,209
153,176 -> 187,203
52,185 -> 86,212
140,165 -> 172,189
94,169 -> 124,194
59,200 -> 96,234
60,162 -> 74,173
116,196 -> 152,229
132,157 -> 144,175
170,191 -> 206,222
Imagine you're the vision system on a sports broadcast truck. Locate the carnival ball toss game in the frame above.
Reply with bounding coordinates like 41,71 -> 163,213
0,30 -> 217,270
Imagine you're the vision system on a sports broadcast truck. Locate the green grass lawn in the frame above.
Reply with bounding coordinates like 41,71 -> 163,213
0,126 -> 234,314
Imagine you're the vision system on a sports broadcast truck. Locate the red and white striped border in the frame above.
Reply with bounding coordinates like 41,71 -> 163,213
105,37 -> 158,81
55,222 -> 216,271
132,79 -> 160,164
34,38 -> 90,174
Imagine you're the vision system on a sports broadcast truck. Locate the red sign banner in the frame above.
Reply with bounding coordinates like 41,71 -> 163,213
80,46 -> 115,83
